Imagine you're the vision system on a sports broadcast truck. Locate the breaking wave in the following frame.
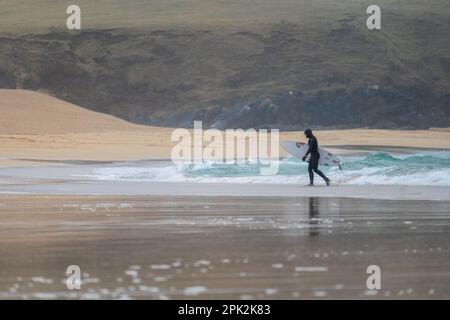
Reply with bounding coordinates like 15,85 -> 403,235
86,151 -> 450,186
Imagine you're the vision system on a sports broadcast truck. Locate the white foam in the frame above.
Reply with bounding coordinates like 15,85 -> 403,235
151,264 -> 171,270
183,286 -> 207,296
79,152 -> 450,187
295,266 -> 328,272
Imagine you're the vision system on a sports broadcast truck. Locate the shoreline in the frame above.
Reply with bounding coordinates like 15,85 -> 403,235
0,180 -> 449,201
0,150 -> 449,201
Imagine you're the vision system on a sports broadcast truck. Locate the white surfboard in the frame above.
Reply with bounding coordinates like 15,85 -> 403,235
281,140 -> 341,168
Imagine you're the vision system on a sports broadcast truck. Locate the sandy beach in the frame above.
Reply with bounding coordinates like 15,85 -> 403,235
1,89 -> 450,299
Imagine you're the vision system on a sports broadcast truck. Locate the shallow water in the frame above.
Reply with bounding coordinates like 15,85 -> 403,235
0,195 -> 449,299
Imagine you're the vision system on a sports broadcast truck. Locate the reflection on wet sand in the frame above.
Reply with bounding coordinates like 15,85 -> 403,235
0,195 -> 449,299
309,197 -> 320,237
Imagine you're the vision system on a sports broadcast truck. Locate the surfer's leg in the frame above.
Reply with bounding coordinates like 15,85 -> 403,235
308,162 -> 314,185
311,154 -> 329,185
313,168 -> 329,183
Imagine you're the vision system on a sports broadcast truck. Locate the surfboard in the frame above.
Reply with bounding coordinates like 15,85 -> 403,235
281,140 -> 341,168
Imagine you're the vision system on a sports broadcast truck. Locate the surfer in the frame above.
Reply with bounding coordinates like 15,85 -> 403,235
302,129 -> 330,186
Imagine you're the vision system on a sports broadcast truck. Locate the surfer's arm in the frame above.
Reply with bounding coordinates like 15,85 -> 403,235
304,138 -> 317,160
303,143 -> 311,161
304,144 -> 312,157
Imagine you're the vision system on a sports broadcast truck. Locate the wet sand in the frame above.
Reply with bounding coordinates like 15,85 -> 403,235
0,194 -> 449,299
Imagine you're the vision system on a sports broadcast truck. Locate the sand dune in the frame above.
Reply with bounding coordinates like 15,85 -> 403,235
0,89 -> 449,167
0,89 -> 146,134
0,90 -> 175,165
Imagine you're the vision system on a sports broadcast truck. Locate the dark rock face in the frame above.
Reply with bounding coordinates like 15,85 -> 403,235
0,20 -> 449,130
160,86 -> 449,130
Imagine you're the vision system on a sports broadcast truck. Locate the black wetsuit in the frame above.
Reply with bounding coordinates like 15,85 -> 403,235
305,136 -> 329,184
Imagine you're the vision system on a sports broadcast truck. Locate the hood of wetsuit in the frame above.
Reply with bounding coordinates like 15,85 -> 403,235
304,128 -> 312,138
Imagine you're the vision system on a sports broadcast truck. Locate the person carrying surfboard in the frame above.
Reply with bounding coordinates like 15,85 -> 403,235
302,129 -> 330,186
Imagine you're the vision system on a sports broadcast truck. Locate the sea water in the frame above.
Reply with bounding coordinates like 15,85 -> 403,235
86,151 -> 450,186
